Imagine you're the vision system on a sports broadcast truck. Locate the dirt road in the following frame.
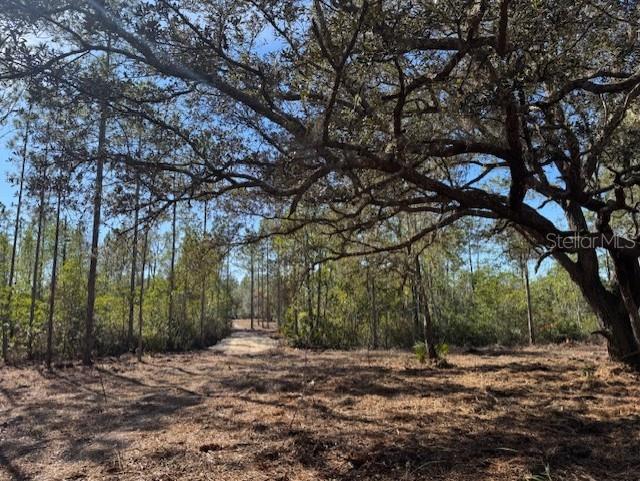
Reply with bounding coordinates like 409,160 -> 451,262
209,319 -> 279,355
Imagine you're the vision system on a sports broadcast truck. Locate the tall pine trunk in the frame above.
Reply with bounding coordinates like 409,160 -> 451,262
258,252 -> 264,326
226,252 -> 230,321
266,242 -> 271,323
369,270 -> 378,349
83,50 -> 110,366
167,200 -> 177,348
200,200 -> 207,345
276,256 -> 282,328
127,178 -> 140,350
137,226 -> 149,362
316,262 -> 322,336
292,259 -> 299,336
415,255 -> 437,360
250,249 -> 255,330
3,114 -> 29,362
28,183 -> 46,359
46,193 -> 62,369
522,258 -> 535,345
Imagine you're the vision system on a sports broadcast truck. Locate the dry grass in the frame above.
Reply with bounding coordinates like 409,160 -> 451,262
1,325 -> 639,480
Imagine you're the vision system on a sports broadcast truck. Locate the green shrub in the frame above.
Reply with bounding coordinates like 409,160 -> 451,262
413,341 -> 427,363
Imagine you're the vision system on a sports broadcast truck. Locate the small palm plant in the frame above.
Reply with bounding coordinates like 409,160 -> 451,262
413,341 -> 428,363
414,342 -> 450,364
436,343 -> 449,359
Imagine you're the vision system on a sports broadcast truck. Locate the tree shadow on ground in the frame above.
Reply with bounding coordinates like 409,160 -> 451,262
1,344 -> 639,481
256,405 -> 640,480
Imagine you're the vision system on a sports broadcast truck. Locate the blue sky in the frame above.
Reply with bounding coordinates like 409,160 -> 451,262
0,123 -> 17,210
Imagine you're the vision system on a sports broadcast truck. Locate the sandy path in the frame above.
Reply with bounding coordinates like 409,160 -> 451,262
209,319 -> 280,355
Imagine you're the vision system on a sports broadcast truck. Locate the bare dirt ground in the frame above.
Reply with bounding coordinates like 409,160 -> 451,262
1,322 -> 639,481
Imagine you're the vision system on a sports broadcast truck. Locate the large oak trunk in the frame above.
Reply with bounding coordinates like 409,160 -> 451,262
589,290 -> 640,368
568,251 -> 640,369
603,253 -> 640,368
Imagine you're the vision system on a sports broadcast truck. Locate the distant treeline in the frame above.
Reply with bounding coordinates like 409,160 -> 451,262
237,220 -> 598,351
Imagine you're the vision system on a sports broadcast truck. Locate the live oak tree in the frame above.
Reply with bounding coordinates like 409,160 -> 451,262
2,0 -> 640,366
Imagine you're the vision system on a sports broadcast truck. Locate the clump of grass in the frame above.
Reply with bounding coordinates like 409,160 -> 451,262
526,464 -> 552,481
